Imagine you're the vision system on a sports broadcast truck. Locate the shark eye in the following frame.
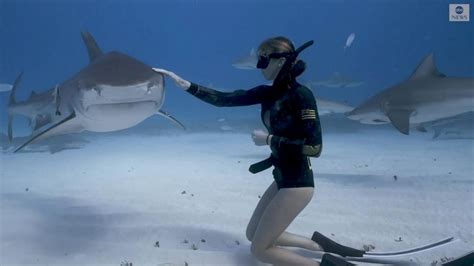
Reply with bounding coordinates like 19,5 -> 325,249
147,82 -> 158,94
148,82 -> 158,89
93,87 -> 102,96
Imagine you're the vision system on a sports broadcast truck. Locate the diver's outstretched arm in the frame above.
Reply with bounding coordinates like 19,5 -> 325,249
153,68 -> 270,107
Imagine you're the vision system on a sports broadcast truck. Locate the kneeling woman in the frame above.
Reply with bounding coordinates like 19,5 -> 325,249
155,37 -> 334,265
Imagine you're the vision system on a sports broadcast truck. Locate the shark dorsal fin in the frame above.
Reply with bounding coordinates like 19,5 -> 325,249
29,91 -> 37,98
409,53 -> 446,80
81,31 -> 103,63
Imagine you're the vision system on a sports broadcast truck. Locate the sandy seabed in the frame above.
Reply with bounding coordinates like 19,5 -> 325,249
0,129 -> 472,265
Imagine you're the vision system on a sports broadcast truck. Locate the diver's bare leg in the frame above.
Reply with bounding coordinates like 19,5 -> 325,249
246,182 -> 322,252
250,187 -> 320,266
246,181 -> 279,241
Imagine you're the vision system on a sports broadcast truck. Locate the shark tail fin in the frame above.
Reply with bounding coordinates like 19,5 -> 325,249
8,72 -> 24,142
9,72 -> 22,106
81,31 -> 103,63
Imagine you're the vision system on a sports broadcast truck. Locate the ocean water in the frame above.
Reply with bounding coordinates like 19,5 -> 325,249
0,1 -> 473,265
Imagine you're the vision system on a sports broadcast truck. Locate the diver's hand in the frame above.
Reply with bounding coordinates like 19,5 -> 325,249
152,68 -> 191,90
252,129 -> 271,146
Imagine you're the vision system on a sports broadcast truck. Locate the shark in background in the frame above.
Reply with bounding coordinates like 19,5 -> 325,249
231,48 -> 258,70
0,83 -> 13,92
0,132 -> 90,154
308,72 -> 364,88
419,112 -> 474,140
7,31 -> 184,153
346,53 -> 474,135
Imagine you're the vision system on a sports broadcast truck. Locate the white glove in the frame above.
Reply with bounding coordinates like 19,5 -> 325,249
251,129 -> 271,146
153,68 -> 191,90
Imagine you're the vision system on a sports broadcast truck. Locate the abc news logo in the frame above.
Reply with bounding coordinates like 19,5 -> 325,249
449,4 -> 470,22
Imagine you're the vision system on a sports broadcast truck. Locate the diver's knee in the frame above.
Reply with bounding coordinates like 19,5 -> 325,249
246,226 -> 254,242
246,231 -> 253,242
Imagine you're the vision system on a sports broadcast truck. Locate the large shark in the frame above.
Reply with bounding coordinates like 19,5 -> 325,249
309,72 -> 364,88
346,53 -> 474,135
8,32 -> 184,153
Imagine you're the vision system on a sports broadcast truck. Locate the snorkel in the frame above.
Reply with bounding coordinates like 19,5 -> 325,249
257,40 -> 314,89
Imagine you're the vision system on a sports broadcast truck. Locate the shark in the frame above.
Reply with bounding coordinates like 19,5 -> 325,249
305,83 -> 354,115
419,112 -> 474,139
8,31 -> 184,153
309,72 -> 364,88
0,83 -> 13,92
231,48 -> 258,70
0,132 -> 90,154
316,97 -> 353,115
346,53 -> 474,135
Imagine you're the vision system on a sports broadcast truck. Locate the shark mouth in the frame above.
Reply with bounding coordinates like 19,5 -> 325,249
84,100 -> 159,118
79,81 -> 164,108
85,100 -> 159,111
82,100 -> 159,132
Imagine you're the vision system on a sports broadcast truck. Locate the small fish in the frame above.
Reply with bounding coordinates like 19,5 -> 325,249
0,83 -> 13,92
217,118 -> 226,122
308,72 -> 364,89
220,125 -> 233,131
344,33 -> 356,52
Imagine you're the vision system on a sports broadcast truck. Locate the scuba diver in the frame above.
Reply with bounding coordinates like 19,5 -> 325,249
154,37 -> 365,265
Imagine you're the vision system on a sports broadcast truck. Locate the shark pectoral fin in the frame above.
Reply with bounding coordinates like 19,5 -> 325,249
54,84 -> 61,116
386,109 -> 413,135
432,129 -> 442,139
156,110 -> 186,130
416,124 -> 428,133
8,115 -> 13,142
14,112 -> 77,153
7,72 -> 24,142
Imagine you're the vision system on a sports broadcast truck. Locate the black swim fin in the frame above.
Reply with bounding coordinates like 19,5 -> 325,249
320,253 -> 356,266
312,231 -> 365,258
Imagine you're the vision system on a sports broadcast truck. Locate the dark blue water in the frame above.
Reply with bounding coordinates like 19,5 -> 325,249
1,0 -> 473,135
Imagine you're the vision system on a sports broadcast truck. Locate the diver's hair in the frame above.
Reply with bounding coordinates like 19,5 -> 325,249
258,36 -> 295,54
258,36 -> 307,78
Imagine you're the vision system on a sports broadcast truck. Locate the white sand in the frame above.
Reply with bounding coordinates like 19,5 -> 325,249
0,129 -> 472,265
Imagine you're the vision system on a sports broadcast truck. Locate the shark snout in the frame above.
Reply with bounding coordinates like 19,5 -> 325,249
345,106 -> 389,125
80,82 -> 164,109
345,109 -> 361,120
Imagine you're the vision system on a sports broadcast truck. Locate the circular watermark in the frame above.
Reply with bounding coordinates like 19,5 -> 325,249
455,6 -> 464,14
